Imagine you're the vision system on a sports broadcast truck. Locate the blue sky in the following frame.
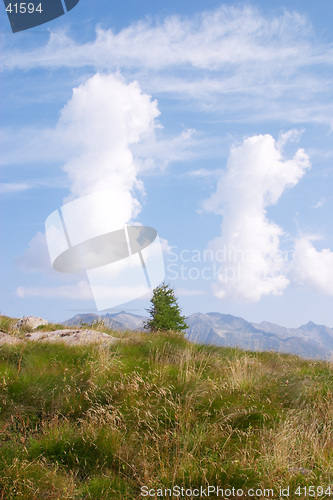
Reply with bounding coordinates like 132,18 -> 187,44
1,0 -> 333,326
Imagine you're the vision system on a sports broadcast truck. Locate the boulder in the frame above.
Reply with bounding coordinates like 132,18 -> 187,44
13,316 -> 49,330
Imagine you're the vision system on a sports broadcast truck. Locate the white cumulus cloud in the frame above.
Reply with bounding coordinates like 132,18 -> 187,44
203,134 -> 310,301
293,236 -> 333,296
57,72 -> 159,223
18,72 -> 160,276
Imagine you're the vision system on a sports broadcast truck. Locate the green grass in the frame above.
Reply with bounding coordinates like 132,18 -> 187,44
0,325 -> 332,499
35,323 -> 67,331
0,315 -> 18,333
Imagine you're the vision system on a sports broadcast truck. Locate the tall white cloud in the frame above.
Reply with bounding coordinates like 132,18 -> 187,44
18,72 -> 160,272
203,134 -> 310,301
57,72 -> 159,225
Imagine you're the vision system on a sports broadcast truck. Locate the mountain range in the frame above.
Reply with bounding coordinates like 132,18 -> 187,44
63,311 -> 333,361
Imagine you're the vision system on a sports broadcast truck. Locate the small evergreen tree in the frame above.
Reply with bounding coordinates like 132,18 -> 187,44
144,282 -> 188,333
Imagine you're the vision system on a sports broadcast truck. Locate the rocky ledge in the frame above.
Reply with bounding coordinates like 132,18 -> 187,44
0,329 -> 117,346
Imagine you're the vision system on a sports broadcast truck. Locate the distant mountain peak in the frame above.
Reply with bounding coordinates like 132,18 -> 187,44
306,321 -> 319,327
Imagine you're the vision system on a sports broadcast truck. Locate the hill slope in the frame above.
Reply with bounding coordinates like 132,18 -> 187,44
0,326 -> 332,499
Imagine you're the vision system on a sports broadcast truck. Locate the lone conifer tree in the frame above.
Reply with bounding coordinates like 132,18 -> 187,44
144,283 -> 188,333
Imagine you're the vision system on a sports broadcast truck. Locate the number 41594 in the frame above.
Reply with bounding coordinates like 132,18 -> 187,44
295,486 -> 332,496
6,3 -> 43,14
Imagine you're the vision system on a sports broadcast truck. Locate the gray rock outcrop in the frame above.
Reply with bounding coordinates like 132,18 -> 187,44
13,316 -> 49,330
0,329 -> 117,346
26,329 -> 117,345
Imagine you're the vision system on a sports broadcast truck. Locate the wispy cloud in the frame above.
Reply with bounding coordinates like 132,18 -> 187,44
1,118 -> 214,170
0,126 -> 69,166
134,129 -> 220,171
0,182 -> 32,194
0,6 -> 321,71
16,280 -> 93,299
177,288 -> 206,297
312,197 -> 328,209
183,168 -> 223,179
2,6 -> 333,125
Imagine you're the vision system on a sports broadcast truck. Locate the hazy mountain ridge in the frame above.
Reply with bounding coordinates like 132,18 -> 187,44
186,312 -> 332,360
63,311 -> 146,332
63,311 -> 333,360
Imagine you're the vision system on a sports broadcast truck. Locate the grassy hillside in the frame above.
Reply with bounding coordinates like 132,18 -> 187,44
0,317 -> 332,499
